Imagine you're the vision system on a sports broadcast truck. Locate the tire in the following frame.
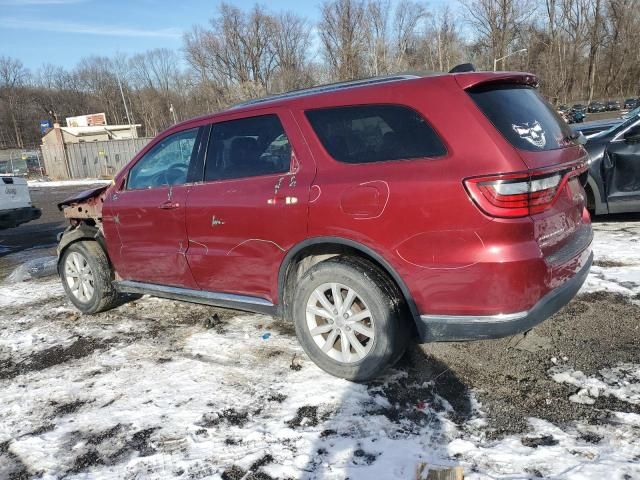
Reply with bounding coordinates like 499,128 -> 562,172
292,256 -> 411,382
59,240 -> 122,314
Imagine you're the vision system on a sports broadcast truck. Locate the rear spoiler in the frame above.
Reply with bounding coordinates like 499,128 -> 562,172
454,71 -> 539,90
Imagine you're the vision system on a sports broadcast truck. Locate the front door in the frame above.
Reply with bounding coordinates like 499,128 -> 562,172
185,110 -> 315,302
104,127 -> 203,288
605,120 -> 640,213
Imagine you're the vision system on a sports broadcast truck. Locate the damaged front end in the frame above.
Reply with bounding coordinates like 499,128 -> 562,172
57,184 -> 110,256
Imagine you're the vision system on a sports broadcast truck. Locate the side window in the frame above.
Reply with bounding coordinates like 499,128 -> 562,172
204,114 -> 291,182
127,128 -> 199,190
305,105 -> 446,164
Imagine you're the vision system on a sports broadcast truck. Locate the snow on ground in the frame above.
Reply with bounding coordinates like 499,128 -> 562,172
582,221 -> 640,299
0,220 -> 639,479
27,179 -> 111,188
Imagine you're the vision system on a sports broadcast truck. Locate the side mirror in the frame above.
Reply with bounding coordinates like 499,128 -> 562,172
575,131 -> 587,145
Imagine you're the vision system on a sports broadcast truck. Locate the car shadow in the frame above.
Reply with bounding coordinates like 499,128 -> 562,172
297,340 -> 470,479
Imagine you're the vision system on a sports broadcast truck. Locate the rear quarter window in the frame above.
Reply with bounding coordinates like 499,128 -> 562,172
305,105 -> 446,164
468,84 -> 573,152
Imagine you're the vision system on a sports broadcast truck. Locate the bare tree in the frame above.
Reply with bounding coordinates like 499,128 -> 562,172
393,0 -> 427,70
461,0 -> 533,70
319,0 -> 367,80
0,56 -> 30,148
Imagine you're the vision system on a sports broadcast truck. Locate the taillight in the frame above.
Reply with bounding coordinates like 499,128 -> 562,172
464,168 -> 581,218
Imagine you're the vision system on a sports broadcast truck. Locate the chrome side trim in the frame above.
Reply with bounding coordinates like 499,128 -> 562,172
114,280 -> 277,316
420,310 -> 528,324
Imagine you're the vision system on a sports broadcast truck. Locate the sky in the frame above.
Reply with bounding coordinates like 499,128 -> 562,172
0,0 -> 450,72
0,0 -> 324,70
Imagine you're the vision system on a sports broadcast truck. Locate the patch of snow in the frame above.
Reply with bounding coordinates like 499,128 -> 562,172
0,278 -> 63,307
582,221 -> 640,298
551,364 -> 640,405
5,256 -> 57,283
0,277 -> 639,479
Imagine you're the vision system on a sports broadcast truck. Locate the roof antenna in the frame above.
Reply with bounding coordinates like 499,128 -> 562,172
449,63 -> 476,73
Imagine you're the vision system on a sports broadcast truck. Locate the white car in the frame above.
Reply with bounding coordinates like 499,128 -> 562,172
0,176 -> 41,229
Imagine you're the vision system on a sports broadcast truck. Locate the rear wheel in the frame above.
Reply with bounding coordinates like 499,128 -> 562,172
292,256 -> 411,381
60,241 -> 122,314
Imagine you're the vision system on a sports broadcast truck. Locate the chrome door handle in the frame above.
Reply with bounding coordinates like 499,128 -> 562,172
159,201 -> 179,210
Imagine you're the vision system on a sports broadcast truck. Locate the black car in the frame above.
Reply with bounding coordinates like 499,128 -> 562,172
588,101 -> 606,113
624,98 -> 638,110
572,104 -> 587,114
583,113 -> 640,214
605,100 -> 621,111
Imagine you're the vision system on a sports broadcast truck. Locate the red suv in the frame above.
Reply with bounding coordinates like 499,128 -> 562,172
57,71 -> 593,381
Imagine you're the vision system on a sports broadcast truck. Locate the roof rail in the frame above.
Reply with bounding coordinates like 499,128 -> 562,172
231,74 -> 421,109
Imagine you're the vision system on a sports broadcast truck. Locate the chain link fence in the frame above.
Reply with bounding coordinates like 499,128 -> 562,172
41,138 -> 152,180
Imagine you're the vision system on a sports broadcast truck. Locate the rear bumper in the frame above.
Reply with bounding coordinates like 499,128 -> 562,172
0,206 -> 41,229
418,251 -> 593,342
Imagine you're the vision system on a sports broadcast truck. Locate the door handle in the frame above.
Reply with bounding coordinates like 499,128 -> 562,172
158,201 -> 180,210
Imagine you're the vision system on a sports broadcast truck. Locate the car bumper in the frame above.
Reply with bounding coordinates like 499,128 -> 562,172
0,206 -> 42,229
417,251 -> 593,342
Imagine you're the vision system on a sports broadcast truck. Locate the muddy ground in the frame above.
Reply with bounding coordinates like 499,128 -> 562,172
416,291 -> 640,437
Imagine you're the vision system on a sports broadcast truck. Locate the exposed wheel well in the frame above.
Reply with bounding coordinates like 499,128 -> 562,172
279,240 -> 419,330
57,222 -> 110,272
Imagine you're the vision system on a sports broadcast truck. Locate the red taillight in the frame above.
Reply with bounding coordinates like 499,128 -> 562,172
464,164 -> 586,218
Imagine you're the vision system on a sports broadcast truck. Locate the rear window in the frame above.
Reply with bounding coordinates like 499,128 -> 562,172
469,85 -> 573,152
305,105 -> 446,164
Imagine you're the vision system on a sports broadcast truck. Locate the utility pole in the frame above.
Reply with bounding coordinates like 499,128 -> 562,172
493,48 -> 528,71
169,104 -> 178,124
116,72 -> 134,137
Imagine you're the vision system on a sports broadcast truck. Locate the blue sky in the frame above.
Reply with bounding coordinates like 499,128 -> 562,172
0,0 -> 452,71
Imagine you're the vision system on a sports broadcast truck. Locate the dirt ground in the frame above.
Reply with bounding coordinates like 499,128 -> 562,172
413,291 -> 640,437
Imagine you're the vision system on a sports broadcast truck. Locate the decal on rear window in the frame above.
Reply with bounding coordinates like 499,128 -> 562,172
512,121 -> 546,149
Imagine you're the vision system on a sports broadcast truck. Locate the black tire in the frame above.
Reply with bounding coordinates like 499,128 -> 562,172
59,240 -> 122,314
292,256 -> 411,382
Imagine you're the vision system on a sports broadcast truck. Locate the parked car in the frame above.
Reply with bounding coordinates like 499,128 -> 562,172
606,100 -> 621,111
588,101 -> 606,113
583,111 -> 640,215
567,109 -> 586,123
623,98 -> 638,110
56,71 -> 593,381
571,104 -> 587,114
0,176 -> 41,229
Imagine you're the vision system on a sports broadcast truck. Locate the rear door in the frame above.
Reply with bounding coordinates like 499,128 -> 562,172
604,119 -> 640,213
104,127 -> 204,288
185,110 -> 314,302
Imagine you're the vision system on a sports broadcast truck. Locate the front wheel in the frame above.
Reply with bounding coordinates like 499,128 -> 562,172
59,241 -> 122,314
292,256 -> 411,382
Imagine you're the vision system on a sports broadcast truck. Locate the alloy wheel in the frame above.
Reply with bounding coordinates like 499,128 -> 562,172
305,282 -> 374,363
64,251 -> 95,303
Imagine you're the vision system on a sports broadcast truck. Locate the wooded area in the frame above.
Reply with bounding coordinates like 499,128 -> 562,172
1,0 -> 638,149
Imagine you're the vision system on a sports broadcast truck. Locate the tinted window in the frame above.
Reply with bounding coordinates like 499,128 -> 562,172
204,114 -> 291,182
128,128 -> 198,189
305,105 -> 446,163
469,85 -> 573,152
